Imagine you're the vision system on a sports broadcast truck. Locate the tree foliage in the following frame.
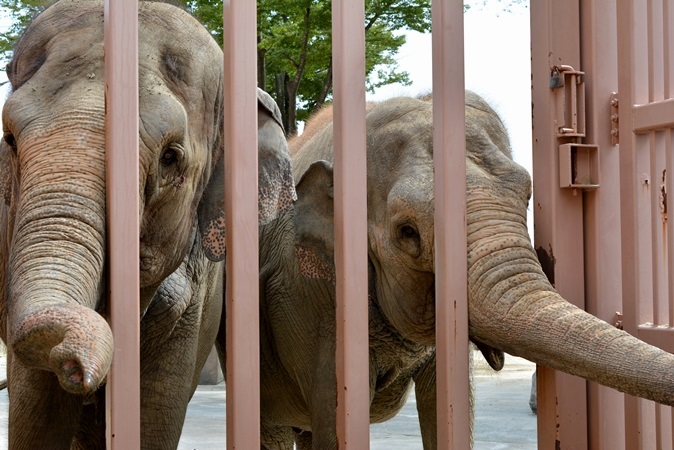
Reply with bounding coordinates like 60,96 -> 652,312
0,0 -> 436,135
188,0 -> 432,135
0,0 -> 47,59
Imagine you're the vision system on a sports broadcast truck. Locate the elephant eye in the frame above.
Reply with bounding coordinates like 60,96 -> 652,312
160,145 -> 182,166
399,225 -> 418,240
396,223 -> 421,258
3,132 -> 16,152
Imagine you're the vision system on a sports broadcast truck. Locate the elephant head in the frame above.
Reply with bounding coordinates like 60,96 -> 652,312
291,92 -> 674,407
0,0 -> 294,399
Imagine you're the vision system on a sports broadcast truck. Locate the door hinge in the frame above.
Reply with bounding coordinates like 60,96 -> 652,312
614,311 -> 624,330
610,92 -> 619,145
550,65 -> 600,190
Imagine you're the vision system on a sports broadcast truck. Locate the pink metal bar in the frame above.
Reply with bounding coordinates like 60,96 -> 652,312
580,0 -> 627,446
331,0 -> 370,447
638,326 -> 674,353
104,0 -> 141,448
668,126 -> 674,449
665,3 -> 673,344
662,0 -> 674,98
222,1 -> 260,449
531,0 -> 588,448
633,98 -> 674,132
431,0 -> 470,447
617,0 -> 657,448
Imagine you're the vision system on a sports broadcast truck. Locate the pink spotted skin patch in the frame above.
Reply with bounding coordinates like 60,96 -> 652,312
295,245 -> 335,283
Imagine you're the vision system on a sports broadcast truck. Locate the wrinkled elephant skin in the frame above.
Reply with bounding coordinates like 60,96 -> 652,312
0,1 -> 294,449
248,92 -> 674,449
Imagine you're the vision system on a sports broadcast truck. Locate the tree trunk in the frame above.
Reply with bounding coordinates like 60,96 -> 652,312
257,37 -> 266,91
286,79 -> 299,137
314,58 -> 333,111
275,72 -> 290,134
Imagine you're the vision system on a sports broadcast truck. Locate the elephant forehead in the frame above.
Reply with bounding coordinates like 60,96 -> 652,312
8,10 -> 104,90
8,1 -> 219,92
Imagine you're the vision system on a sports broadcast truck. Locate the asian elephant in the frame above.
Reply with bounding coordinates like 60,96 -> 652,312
244,91 -> 674,449
0,1 -> 294,448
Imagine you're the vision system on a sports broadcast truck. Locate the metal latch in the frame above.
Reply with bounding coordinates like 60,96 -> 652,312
550,65 -> 586,137
559,143 -> 600,189
551,64 -> 600,190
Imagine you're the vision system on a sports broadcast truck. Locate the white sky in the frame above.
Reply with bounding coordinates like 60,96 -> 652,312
0,2 -> 532,230
0,3 -> 531,171
367,1 -> 532,176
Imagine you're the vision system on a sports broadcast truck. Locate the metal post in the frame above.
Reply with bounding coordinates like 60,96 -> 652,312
223,0 -> 260,448
580,0 -> 626,447
332,0 -> 370,447
530,0 -> 588,448
104,0 -> 141,448
431,0 -> 471,447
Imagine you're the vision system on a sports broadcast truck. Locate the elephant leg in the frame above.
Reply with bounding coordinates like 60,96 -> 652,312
72,390 -> 106,450
529,369 -> 537,414
307,332 -> 338,449
414,350 -> 475,450
139,307 -> 215,449
8,359 -> 84,449
413,354 -> 437,450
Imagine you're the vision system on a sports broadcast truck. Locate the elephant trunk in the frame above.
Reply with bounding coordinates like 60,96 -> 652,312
466,206 -> 674,406
8,125 -> 113,395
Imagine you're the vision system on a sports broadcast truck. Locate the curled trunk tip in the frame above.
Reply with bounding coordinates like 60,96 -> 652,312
12,303 -> 113,394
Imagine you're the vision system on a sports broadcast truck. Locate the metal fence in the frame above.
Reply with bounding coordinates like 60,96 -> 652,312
87,0 -> 674,448
103,0 -> 469,448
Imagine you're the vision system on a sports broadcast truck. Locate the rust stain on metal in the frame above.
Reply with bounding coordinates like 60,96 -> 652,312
536,245 -> 556,286
660,169 -> 667,222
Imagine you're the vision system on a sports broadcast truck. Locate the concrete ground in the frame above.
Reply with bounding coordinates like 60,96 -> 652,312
0,353 -> 537,449
180,352 -> 538,450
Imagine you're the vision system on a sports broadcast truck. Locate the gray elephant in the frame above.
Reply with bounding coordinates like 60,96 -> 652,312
0,1 -> 294,448
238,91 -> 674,449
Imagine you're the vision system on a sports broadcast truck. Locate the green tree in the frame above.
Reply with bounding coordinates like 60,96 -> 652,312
0,0 -> 47,59
189,0 -> 431,136
0,0 -> 432,135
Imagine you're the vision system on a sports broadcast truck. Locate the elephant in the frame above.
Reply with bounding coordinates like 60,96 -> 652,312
239,91 -> 674,449
0,1 -> 295,448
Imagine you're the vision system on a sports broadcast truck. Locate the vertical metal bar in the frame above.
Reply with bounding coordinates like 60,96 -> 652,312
662,0 -> 674,98
649,130 -> 663,326
530,0 -> 588,448
222,1 -> 260,448
662,1 -> 673,448
431,0 -> 470,447
104,0 -> 140,448
580,0 -> 627,446
331,0 -> 370,447
618,0 -> 652,447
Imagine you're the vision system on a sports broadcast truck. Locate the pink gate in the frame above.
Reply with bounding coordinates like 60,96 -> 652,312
45,0 -> 674,448
532,0 -> 674,448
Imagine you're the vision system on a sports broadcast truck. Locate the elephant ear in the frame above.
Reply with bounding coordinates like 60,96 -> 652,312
257,88 -> 297,225
293,160 -> 336,281
198,89 -> 297,262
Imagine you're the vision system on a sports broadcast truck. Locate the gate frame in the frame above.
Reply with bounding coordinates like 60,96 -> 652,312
530,0 -> 589,448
